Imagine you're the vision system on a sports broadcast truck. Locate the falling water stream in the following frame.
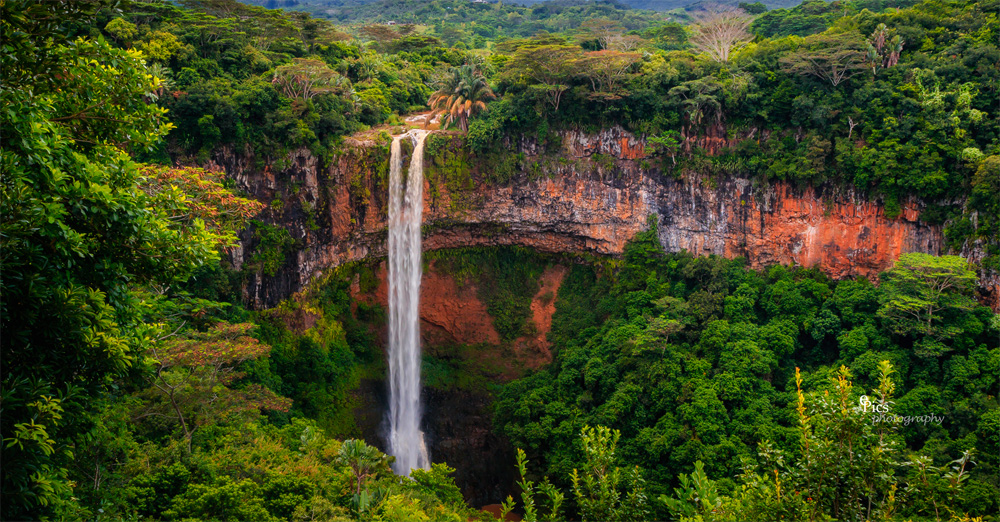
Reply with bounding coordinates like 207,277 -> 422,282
387,129 -> 431,475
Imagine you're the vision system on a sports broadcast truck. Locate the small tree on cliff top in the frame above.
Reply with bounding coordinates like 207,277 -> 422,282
504,43 -> 581,113
780,34 -> 867,87
578,50 -> 641,100
580,18 -> 625,50
689,7 -> 754,63
272,58 -> 350,101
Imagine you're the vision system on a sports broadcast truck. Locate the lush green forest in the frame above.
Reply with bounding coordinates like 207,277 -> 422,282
240,0 -> 807,21
495,226 -> 998,521
1,0 -> 998,521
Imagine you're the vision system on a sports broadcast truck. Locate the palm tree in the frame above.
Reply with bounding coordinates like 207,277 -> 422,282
337,439 -> 386,495
427,65 -> 496,131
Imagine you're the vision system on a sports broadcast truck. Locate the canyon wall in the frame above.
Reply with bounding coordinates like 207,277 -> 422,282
349,260 -> 564,375
214,126 -> 957,310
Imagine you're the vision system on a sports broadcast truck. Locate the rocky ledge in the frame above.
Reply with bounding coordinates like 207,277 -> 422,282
209,127 -> 982,310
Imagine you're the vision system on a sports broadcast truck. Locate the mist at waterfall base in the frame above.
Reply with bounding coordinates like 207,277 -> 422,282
386,130 -> 432,476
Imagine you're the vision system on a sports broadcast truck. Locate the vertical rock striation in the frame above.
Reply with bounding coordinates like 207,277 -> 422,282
211,127 -> 952,310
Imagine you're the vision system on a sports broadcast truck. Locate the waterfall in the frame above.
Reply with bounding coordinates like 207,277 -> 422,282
387,129 -> 431,475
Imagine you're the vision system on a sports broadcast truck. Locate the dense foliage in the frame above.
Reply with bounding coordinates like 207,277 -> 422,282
90,0 -> 451,161
0,0 -> 260,516
256,0 -> 676,35
70,406 -> 479,522
494,223 -> 999,520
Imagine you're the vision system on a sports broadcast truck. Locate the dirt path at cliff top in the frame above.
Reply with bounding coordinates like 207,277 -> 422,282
345,111 -> 453,145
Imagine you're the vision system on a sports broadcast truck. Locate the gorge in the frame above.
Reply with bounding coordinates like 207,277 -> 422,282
213,126 -> 993,504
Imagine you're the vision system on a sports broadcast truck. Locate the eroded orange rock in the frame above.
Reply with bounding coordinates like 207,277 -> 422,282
420,267 -> 502,347
716,183 -> 943,280
517,264 -> 566,365
221,126 -> 987,313
348,260 -> 563,376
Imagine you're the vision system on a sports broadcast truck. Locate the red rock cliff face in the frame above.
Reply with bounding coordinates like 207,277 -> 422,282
212,127 -> 946,310
349,261 -> 563,376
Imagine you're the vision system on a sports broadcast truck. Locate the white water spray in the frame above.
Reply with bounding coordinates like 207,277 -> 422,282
387,129 -> 431,475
